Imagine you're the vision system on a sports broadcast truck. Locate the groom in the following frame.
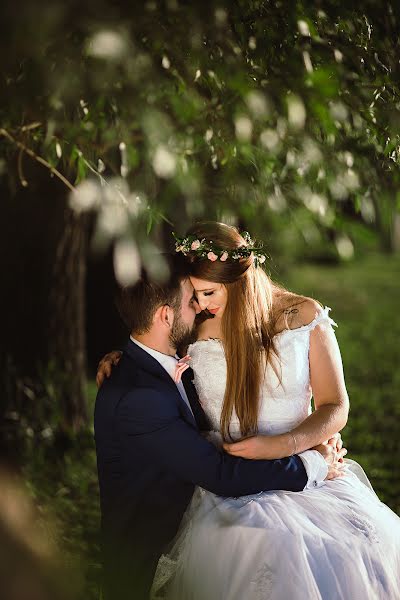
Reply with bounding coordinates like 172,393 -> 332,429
94,260 -> 344,600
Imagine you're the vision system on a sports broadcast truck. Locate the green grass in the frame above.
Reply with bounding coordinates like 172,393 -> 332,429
23,252 -> 400,599
281,252 -> 400,514
22,387 -> 101,600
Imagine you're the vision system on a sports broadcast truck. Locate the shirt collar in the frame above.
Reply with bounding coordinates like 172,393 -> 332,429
130,336 -> 178,381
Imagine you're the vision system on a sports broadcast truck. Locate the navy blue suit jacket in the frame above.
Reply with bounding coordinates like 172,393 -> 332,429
94,339 -> 307,599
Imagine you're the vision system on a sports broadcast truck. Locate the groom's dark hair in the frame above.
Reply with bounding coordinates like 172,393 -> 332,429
116,254 -> 188,334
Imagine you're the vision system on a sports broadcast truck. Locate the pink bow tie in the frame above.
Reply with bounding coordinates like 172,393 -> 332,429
174,355 -> 191,383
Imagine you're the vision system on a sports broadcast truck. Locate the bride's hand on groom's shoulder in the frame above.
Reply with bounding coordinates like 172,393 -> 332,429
223,435 -> 288,460
96,351 -> 122,387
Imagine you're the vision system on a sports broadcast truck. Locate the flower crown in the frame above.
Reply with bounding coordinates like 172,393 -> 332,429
173,231 -> 267,267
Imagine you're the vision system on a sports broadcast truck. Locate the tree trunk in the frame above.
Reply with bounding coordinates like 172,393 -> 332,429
47,207 -> 89,431
0,161 -> 89,443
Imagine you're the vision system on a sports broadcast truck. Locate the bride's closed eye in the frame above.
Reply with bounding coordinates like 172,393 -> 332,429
203,291 -> 214,296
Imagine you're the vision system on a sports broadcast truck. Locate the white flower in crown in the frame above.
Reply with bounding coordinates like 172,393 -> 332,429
191,239 -> 201,250
220,251 -> 229,262
207,251 -> 218,262
258,255 -> 266,264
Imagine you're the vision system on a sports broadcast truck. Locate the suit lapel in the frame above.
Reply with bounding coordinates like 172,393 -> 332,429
181,368 -> 211,431
124,340 -> 197,427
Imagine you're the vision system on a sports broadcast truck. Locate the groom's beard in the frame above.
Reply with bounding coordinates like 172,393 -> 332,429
169,313 -> 197,353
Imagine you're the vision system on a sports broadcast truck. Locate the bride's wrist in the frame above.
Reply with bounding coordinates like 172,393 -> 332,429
281,431 -> 298,456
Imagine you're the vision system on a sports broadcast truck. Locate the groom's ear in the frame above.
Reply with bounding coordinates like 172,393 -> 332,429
156,304 -> 174,329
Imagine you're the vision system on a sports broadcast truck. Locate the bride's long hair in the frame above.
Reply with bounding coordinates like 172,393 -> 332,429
182,222 -> 304,440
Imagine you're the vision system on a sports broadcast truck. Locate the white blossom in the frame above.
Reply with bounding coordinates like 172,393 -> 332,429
297,20 -> 311,36
260,129 -> 280,151
235,116 -> 253,142
288,95 -> 306,129
69,180 -> 99,213
152,145 -> 176,178
336,235 -> 354,260
248,36 -> 257,49
246,91 -> 270,118
114,239 -> 141,286
87,30 -> 126,60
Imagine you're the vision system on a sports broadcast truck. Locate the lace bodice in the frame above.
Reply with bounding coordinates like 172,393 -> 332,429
188,307 -> 337,440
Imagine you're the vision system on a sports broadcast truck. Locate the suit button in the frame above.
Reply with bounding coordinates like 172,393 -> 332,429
313,480 -> 318,487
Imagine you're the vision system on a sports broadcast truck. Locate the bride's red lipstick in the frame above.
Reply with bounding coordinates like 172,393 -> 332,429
208,307 -> 220,315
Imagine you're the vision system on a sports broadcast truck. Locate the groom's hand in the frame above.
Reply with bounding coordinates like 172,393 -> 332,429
312,440 -> 347,480
96,351 -> 122,387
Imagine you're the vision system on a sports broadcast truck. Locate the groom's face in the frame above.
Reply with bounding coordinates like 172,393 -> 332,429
169,279 -> 200,350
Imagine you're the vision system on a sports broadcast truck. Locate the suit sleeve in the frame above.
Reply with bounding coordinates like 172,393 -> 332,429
117,388 -> 307,497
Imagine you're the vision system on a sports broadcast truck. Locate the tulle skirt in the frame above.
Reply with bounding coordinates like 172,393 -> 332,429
151,460 -> 400,600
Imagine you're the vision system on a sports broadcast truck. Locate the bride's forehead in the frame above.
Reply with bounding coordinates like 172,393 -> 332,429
189,276 -> 219,290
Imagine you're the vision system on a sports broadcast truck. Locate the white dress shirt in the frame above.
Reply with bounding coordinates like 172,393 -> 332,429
131,337 -> 194,417
298,450 -> 328,489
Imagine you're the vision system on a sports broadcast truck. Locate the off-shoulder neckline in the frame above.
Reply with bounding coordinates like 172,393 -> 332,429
274,306 -> 336,337
190,307 -> 336,349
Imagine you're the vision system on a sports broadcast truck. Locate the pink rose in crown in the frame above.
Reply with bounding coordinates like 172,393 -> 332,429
220,251 -> 229,262
207,251 -> 218,262
191,240 -> 201,250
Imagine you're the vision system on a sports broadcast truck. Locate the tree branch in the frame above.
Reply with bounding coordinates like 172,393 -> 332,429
0,127 -> 75,192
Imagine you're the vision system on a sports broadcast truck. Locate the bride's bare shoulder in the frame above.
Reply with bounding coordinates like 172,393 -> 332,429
273,292 -> 322,333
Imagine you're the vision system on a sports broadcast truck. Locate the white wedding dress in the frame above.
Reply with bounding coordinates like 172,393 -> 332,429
151,308 -> 400,600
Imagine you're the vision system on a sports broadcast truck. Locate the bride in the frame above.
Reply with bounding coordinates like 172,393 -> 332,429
100,222 -> 400,599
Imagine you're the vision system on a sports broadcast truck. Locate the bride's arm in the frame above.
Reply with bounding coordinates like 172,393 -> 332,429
224,304 -> 350,460
288,317 -> 349,453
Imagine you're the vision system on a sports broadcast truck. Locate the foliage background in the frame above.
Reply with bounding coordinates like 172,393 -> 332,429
1,1 -> 399,598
